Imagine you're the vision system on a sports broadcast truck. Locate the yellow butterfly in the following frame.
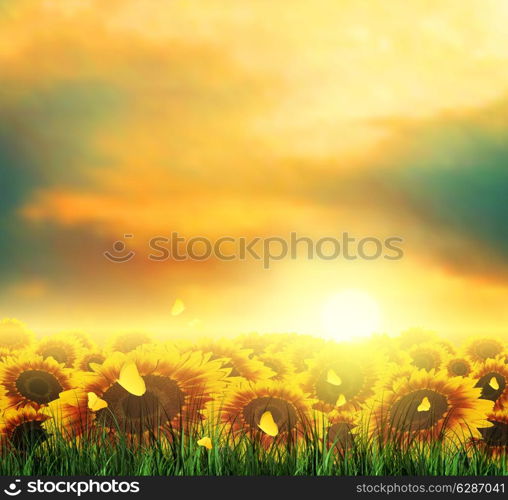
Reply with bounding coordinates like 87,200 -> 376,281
258,411 -> 279,436
417,396 -> 431,412
326,369 -> 342,386
118,361 -> 146,396
335,394 -> 347,407
87,392 -> 108,412
197,437 -> 213,450
488,377 -> 500,390
171,298 -> 185,316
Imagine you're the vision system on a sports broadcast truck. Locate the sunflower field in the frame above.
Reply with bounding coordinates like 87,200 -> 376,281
0,318 -> 506,476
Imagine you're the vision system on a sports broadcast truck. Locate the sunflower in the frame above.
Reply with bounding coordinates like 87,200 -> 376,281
438,340 -> 456,356
472,410 -> 508,458
280,335 -> 327,373
190,339 -> 275,382
325,410 -> 359,454
0,353 -> 73,410
464,337 -> 504,363
81,349 -> 227,439
300,344 -> 383,413
236,332 -> 271,356
472,357 -> 508,410
397,328 -> 437,350
0,318 -> 34,351
65,331 -> 96,350
501,350 -> 508,365
408,343 -> 447,372
446,357 -> 472,378
368,369 -> 493,445
0,347 -> 14,363
75,350 -> 107,372
35,334 -> 83,368
238,333 -> 301,357
107,332 -> 153,353
365,334 -> 410,366
0,407 -> 50,453
219,380 -> 314,448
255,352 -> 295,382
43,389 -> 95,440
368,366 -> 415,399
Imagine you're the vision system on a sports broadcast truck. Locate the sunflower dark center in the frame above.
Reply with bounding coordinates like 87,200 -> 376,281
411,353 -> 436,372
479,420 -> 508,447
450,360 -> 469,376
97,375 -> 184,433
475,372 -> 506,402
41,346 -> 68,364
15,370 -> 63,404
476,342 -> 501,360
389,389 -> 448,432
243,396 -> 297,432
262,360 -> 285,380
114,336 -> 149,353
293,358 -> 307,373
315,363 -> 364,405
11,421 -> 47,452
328,422 -> 355,450
261,360 -> 280,374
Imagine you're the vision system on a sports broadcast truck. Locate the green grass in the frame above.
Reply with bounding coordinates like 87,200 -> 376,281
0,430 -> 505,476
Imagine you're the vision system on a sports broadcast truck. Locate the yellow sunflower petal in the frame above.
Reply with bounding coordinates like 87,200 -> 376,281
417,396 -> 431,412
57,390 -> 81,408
89,362 -> 103,374
326,369 -> 342,386
87,392 -> 108,411
258,410 -> 279,436
197,436 -> 213,449
118,361 -> 146,396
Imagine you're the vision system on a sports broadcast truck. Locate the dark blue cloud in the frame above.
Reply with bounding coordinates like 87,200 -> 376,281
382,101 -> 508,259
0,81 -> 122,284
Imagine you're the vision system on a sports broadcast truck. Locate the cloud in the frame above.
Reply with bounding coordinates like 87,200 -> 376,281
0,79 -> 122,285
2,0 -> 508,336
290,98 -> 508,281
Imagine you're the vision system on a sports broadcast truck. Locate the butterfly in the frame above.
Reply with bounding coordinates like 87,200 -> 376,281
118,361 -> 146,396
417,396 -> 431,412
88,392 -> 108,411
258,411 -> 279,436
326,369 -> 342,386
488,376 -> 500,391
171,298 -> 185,316
197,437 -> 213,450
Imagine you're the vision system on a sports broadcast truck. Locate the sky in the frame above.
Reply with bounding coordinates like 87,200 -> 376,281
0,0 -> 507,341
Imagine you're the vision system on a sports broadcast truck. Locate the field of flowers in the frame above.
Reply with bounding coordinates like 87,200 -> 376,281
0,318 -> 506,475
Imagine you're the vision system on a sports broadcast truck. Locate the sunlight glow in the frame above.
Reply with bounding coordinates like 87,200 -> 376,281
320,290 -> 381,341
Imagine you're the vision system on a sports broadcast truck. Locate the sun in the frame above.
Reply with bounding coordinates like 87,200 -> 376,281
320,290 -> 381,341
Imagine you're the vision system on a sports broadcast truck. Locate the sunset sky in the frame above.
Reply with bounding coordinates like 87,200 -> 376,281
1,0 -> 507,341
